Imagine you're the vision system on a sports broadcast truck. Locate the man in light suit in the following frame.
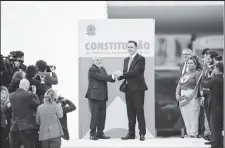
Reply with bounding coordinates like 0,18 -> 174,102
115,40 -> 148,141
85,56 -> 115,140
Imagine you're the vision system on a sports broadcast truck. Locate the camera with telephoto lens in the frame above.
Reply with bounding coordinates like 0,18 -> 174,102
46,65 -> 56,72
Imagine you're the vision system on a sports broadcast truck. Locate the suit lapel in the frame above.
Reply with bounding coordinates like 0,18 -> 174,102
128,53 -> 139,71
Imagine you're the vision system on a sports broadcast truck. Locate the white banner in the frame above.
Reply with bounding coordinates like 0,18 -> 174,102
78,19 -> 155,57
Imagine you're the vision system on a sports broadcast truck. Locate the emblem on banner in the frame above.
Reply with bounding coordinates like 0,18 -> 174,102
86,25 -> 96,36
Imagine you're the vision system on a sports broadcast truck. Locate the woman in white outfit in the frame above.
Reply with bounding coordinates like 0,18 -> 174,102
176,56 -> 202,138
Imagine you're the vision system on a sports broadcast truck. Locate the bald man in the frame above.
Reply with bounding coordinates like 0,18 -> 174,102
9,79 -> 40,148
85,56 -> 115,140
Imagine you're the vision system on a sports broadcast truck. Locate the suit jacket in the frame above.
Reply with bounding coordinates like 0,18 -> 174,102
36,103 -> 64,141
9,89 -> 40,131
60,100 -> 76,140
202,74 -> 223,113
26,76 -> 46,103
119,53 -> 148,92
85,64 -> 114,101
179,62 -> 185,77
36,71 -> 58,91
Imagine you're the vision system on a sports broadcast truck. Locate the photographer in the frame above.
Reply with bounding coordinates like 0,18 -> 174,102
35,60 -> 58,91
25,65 -> 46,103
56,96 -> 76,140
0,51 -> 26,87
10,51 -> 27,74
8,71 -> 24,93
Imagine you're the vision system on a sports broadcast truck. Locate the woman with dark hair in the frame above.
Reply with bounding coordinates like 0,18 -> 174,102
176,56 -> 202,138
8,71 -> 25,93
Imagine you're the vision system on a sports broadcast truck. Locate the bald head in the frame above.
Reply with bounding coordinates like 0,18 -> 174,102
92,56 -> 102,67
19,79 -> 30,91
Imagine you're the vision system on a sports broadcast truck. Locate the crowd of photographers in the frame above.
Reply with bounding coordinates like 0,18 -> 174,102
1,51 -> 76,148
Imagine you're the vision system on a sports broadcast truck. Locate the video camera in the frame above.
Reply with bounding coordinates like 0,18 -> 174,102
0,51 -> 25,87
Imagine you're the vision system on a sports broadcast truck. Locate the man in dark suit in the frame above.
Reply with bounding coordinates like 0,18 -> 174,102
9,79 -> 40,148
202,62 -> 223,148
198,48 -> 211,139
200,51 -> 218,143
115,40 -> 148,141
25,65 -> 46,103
85,56 -> 115,140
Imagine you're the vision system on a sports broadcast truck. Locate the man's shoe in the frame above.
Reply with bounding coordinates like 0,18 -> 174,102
90,135 -> 99,140
121,134 -> 135,140
97,134 -> 110,139
140,135 -> 145,141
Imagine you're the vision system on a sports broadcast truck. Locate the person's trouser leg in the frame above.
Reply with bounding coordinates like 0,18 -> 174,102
49,137 -> 61,148
198,105 -> 205,136
180,104 -> 192,136
132,91 -> 146,136
89,99 -> 100,136
211,108 -> 223,148
189,98 -> 200,137
125,92 -> 136,136
204,111 -> 211,136
19,129 -> 38,148
97,101 -> 106,135
10,131 -> 22,148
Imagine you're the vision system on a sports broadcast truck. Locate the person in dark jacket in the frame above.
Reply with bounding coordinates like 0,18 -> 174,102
35,60 -> 58,92
56,96 -> 76,140
85,56 -> 115,140
25,65 -> 46,103
200,51 -> 218,143
8,71 -> 24,93
9,79 -> 40,148
202,62 -> 224,148
1,86 -> 11,148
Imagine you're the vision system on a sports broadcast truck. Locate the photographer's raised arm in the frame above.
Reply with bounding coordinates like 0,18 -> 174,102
63,99 -> 76,114
45,72 -> 58,85
29,93 -> 40,109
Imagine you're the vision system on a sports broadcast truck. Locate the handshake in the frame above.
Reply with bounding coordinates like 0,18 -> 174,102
112,70 -> 123,80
